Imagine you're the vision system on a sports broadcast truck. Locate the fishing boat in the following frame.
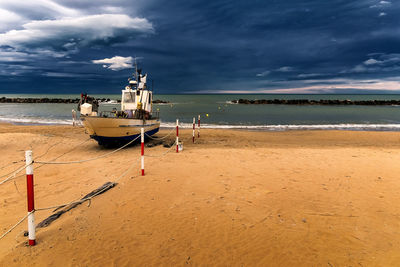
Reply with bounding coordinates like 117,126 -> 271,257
79,62 -> 160,146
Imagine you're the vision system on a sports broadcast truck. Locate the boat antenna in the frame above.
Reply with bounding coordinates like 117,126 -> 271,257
134,56 -> 138,83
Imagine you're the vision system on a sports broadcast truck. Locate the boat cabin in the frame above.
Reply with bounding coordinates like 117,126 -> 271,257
121,73 -> 154,119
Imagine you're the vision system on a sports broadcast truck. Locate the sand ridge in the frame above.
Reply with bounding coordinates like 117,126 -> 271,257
0,124 -> 400,266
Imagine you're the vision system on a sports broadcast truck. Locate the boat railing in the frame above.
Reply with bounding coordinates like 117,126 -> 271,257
99,111 -> 117,118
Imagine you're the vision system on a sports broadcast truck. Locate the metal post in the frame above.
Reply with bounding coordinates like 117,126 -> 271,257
25,150 -> 35,246
176,119 -> 179,153
141,128 -> 145,176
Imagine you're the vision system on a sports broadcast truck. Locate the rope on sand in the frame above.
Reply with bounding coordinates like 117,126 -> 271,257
145,127 -> 175,140
0,212 -> 33,241
0,164 -> 25,181
0,164 -> 31,185
36,140 -> 64,160
36,138 -> 91,164
145,140 -> 177,158
145,122 -> 197,157
35,135 -> 140,165
34,132 -> 178,224
0,156 -> 141,240
47,126 -> 187,200
0,138 -> 61,173
34,157 -> 141,228
0,160 -> 24,172
0,138 -> 91,186
0,140 -> 62,179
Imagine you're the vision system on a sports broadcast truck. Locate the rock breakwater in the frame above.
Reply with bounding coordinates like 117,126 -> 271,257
0,97 -> 169,104
232,99 -> 400,105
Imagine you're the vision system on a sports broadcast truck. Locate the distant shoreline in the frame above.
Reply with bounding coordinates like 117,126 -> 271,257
2,93 -> 400,96
2,96 -> 400,105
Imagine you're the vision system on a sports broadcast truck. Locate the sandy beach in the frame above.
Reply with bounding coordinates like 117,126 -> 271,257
1,124 -> 400,266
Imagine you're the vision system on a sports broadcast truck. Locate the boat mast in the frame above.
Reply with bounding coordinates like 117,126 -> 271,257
133,57 -> 138,85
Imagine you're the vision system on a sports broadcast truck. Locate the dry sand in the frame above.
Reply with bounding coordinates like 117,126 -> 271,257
0,124 -> 400,266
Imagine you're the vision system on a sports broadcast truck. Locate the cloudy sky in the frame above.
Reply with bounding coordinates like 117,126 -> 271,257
0,0 -> 400,94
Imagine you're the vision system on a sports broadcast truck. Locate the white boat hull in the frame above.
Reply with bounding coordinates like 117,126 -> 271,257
81,116 -> 160,145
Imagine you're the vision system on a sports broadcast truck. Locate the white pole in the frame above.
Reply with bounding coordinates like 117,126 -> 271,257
72,109 -> 76,126
176,119 -> 179,153
141,128 -> 145,176
25,150 -> 35,246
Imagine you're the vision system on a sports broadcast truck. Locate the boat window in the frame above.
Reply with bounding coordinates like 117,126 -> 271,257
123,92 -> 135,103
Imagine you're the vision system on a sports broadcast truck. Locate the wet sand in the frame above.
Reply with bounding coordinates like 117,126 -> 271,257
0,124 -> 400,266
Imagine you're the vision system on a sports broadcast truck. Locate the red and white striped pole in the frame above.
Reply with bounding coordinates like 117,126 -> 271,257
198,115 -> 200,138
176,119 -> 179,153
25,150 -> 35,246
192,117 -> 195,143
141,128 -> 145,176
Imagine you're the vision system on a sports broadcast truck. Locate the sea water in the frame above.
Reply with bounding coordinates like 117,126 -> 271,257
2,94 -> 400,131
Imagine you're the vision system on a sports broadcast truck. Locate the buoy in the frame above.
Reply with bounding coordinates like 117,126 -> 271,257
178,141 -> 183,151
206,114 -> 209,117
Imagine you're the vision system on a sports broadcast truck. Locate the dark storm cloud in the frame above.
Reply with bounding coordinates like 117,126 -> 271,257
0,0 -> 400,93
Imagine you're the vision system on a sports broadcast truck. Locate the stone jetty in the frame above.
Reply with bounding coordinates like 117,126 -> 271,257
0,97 -> 103,104
0,97 -> 169,104
231,99 -> 400,105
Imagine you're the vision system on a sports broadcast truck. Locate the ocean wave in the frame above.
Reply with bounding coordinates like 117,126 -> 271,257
2,116 -> 400,131
160,122 -> 400,131
99,102 -> 119,105
215,101 -> 236,105
153,102 -> 176,106
154,102 -> 195,105
0,117 -> 73,125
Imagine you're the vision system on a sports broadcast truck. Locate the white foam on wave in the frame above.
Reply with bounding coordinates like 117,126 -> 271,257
99,102 -> 119,105
0,117 -> 73,125
154,102 -> 193,106
215,100 -> 237,105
